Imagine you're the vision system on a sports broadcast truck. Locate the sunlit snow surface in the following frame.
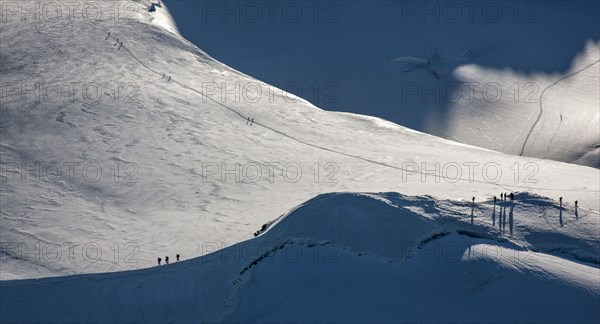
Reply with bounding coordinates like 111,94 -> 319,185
163,0 -> 600,167
0,1 -> 599,322
2,192 -> 599,322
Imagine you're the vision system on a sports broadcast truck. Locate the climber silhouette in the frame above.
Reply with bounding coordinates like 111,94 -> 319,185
559,197 -> 563,227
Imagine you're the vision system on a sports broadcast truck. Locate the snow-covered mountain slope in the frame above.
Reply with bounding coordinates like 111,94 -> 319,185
1,193 -> 598,323
0,0 -> 599,283
164,0 -> 600,167
444,45 -> 600,168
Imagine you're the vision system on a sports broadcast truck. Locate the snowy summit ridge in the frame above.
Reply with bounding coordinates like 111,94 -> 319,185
0,1 -> 599,322
1,192 -> 599,322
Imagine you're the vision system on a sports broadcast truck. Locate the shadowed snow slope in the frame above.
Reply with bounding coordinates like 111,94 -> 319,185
164,0 -> 600,167
1,0 -> 599,281
1,193 -> 598,323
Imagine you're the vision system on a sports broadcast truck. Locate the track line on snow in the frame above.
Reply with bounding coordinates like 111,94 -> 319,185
75,12 -> 598,194
519,61 -> 600,157
107,30 -> 600,193
545,118 -> 562,157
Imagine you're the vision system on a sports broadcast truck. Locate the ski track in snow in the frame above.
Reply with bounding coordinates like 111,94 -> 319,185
78,12 -> 597,195
546,119 -> 563,157
519,60 -> 600,157
0,2 -> 599,321
0,0 -> 598,284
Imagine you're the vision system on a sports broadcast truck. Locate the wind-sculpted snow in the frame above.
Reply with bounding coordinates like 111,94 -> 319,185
1,192 -> 598,322
163,0 -> 600,167
1,1 -> 598,322
1,0 -> 599,281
